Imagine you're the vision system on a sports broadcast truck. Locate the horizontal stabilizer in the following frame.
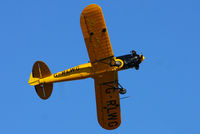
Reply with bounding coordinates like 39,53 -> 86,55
35,83 -> 53,100
28,61 -> 53,100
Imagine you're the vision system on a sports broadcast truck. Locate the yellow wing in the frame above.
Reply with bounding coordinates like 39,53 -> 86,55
80,4 -> 114,69
94,71 -> 121,130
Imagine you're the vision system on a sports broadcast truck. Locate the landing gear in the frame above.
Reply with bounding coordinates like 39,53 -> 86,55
119,88 -> 127,94
118,83 -> 127,95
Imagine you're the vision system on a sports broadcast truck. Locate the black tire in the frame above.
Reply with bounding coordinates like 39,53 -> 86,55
119,88 -> 127,94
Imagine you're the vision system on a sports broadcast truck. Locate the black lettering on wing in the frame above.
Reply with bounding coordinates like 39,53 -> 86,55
108,121 -> 118,127
107,100 -> 117,106
105,88 -> 115,94
106,107 -> 117,114
108,112 -> 118,120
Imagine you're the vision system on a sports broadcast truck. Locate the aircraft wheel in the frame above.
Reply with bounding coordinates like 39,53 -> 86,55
119,88 -> 127,94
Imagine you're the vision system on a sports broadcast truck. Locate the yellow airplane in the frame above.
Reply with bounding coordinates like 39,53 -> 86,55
28,4 -> 145,130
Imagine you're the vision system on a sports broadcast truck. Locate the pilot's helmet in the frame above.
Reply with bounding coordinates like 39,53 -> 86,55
131,50 -> 136,55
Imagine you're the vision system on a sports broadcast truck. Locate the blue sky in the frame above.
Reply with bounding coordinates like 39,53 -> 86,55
0,0 -> 200,134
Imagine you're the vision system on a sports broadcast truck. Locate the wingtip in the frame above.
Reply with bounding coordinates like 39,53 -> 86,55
81,4 -> 102,14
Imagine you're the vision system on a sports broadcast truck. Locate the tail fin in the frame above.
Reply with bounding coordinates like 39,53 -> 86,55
28,73 -> 40,86
28,61 -> 53,100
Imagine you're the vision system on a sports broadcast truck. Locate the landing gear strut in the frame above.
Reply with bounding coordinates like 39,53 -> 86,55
118,83 -> 127,94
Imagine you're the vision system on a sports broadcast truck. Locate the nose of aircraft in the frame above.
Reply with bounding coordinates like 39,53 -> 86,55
139,55 -> 145,63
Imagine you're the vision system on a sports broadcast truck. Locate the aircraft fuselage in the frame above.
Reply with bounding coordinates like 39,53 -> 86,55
39,52 -> 144,84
